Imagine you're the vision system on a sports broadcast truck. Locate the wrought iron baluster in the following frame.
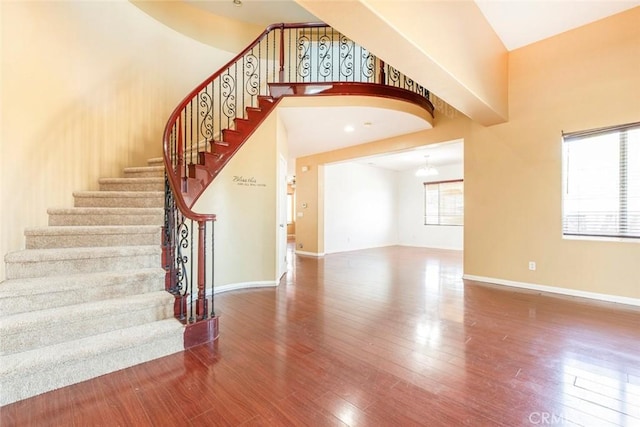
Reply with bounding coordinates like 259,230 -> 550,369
318,28 -> 332,81
210,220 -> 215,317
297,30 -> 310,82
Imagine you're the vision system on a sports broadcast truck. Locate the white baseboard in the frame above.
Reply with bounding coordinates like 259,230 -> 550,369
210,280 -> 278,295
462,274 -> 640,308
295,250 -> 325,257
325,243 -> 395,255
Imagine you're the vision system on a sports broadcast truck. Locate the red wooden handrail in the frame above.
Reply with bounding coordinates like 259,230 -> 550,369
162,22 -> 328,222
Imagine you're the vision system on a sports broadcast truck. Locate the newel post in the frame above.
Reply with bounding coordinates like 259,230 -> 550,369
196,220 -> 207,320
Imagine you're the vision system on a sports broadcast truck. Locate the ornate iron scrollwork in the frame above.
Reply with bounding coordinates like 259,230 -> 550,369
339,35 -> 354,79
244,53 -> 260,97
199,90 -> 213,141
361,51 -> 375,81
317,33 -> 333,79
387,65 -> 400,86
221,73 -> 236,120
296,33 -> 311,80
174,213 -> 190,297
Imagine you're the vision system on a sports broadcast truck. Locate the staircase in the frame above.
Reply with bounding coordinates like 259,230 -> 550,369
0,157 -> 184,406
0,21 -> 435,408
185,95 -> 277,204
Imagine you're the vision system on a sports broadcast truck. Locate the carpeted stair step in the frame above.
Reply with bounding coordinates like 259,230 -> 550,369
99,177 -> 164,192
25,225 -> 161,249
0,318 -> 184,406
0,268 -> 166,315
47,207 -> 163,226
73,190 -> 164,208
4,245 -> 161,279
123,165 -> 165,178
0,290 -> 175,356
147,157 -> 164,167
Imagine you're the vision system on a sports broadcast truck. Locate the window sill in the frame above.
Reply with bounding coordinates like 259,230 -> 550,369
563,235 -> 640,243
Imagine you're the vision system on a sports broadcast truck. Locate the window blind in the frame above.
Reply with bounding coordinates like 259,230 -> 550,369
424,179 -> 464,226
562,122 -> 640,239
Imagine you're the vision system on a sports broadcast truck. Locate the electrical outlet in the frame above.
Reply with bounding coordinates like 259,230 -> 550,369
298,243 -> 303,249
528,261 -> 536,271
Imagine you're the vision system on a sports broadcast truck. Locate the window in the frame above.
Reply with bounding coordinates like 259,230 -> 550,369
424,179 -> 464,226
562,122 -> 640,239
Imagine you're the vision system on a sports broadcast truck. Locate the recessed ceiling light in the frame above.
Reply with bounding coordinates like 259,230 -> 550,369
344,125 -> 355,133
233,0 -> 242,6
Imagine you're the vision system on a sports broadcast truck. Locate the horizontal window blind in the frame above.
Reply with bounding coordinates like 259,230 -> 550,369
424,179 -> 464,226
562,122 -> 640,239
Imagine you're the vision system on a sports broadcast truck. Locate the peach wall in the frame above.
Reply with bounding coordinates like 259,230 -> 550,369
464,7 -> 640,300
0,1 -> 235,280
193,112 -> 280,287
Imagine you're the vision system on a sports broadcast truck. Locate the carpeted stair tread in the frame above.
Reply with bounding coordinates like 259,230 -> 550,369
4,245 -> 161,279
25,225 -> 161,249
123,166 -> 165,178
1,291 -> 175,355
98,177 -> 164,184
98,177 -> 164,192
5,245 -> 160,263
25,224 -> 161,236
73,191 -> 164,208
123,166 -> 164,173
47,207 -> 163,226
0,318 -> 184,405
73,190 -> 164,198
0,268 -> 165,315
47,207 -> 163,215
73,190 -> 164,203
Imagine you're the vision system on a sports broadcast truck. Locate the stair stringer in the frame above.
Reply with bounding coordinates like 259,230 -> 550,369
182,96 -> 281,209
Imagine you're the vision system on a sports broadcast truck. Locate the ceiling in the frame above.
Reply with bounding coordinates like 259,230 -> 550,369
475,0 -> 640,50
352,139 -> 464,171
279,105 -> 432,160
188,0 -> 639,51
186,0 -> 639,173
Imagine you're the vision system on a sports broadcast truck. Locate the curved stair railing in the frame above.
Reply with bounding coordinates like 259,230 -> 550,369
162,22 -> 434,346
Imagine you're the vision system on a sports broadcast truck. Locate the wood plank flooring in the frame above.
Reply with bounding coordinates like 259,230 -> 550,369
2,244 -> 640,426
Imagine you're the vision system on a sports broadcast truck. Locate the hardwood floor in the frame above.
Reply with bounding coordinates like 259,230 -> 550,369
2,244 -> 640,426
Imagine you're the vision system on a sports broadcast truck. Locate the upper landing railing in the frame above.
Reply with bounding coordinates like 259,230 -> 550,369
161,23 -> 433,337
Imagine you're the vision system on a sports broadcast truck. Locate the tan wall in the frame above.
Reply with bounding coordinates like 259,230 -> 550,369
0,1 -> 245,280
193,113 -> 279,287
465,7 -> 640,299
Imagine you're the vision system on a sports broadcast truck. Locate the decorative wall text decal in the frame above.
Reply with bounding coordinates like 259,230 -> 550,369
233,176 -> 266,187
